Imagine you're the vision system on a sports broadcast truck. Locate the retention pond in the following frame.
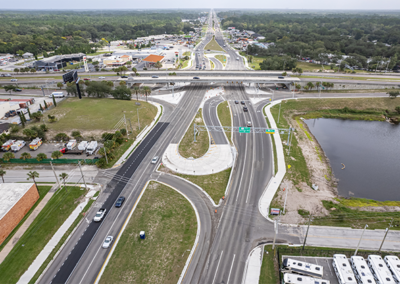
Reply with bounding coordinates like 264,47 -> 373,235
304,118 -> 400,201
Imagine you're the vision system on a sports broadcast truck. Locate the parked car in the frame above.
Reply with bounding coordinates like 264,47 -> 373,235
102,236 -> 114,249
115,196 -> 125,208
151,156 -> 159,164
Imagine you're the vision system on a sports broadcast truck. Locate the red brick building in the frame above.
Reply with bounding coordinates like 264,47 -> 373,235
0,183 -> 39,245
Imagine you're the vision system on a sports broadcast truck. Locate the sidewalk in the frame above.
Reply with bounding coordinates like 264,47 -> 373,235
113,101 -> 162,168
242,246 -> 263,284
0,184 -> 58,264
17,187 -> 98,284
162,143 -> 234,175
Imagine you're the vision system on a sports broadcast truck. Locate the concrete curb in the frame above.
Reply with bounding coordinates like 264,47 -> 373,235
241,245 -> 263,284
155,180 -> 202,284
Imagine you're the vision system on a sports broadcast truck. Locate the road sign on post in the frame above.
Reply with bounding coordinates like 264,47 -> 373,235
265,129 -> 275,134
239,127 -> 251,133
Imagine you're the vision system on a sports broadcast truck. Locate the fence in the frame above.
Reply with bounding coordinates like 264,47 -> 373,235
2,158 -> 96,165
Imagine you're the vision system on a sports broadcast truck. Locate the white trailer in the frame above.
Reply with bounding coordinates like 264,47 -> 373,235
333,254 -> 357,284
384,256 -> 400,283
282,258 -> 323,279
368,255 -> 395,284
78,141 -> 88,151
86,141 -> 98,155
49,92 -> 65,98
283,273 -> 330,284
350,256 -> 376,284
11,140 -> 26,152
66,139 -> 77,150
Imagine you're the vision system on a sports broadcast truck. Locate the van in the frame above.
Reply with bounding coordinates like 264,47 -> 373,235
236,57 -> 239,60
86,141 -> 98,155
49,92 -> 65,98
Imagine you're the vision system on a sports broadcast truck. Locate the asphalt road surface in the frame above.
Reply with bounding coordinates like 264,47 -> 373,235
203,96 -> 228,144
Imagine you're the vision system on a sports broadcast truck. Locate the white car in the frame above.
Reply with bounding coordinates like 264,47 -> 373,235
98,76 -> 105,79
151,156 -> 159,164
102,236 -> 113,248
10,79 -> 17,82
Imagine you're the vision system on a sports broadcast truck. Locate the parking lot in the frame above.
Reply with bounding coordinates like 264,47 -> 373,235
0,141 -> 101,159
282,255 -> 339,284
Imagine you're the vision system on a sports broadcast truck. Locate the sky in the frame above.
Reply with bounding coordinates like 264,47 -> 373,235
1,0 -> 400,10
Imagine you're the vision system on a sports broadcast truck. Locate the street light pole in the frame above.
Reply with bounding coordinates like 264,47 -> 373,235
378,219 -> 393,252
302,214 -> 313,250
137,108 -> 141,131
354,224 -> 368,256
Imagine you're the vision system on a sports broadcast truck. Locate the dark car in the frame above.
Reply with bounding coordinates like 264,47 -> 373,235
152,75 -> 159,78
115,196 -> 125,208
121,76 -> 128,78
234,100 -> 239,104
240,101 -> 245,105
15,88 -> 22,92
193,76 -> 200,79
243,106 -> 248,112
278,76 -> 284,79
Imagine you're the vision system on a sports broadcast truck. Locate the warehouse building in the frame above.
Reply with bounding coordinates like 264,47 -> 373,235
0,183 -> 39,244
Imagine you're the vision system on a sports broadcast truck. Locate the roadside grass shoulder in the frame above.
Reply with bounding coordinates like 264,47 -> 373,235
240,52 -> 267,70
179,109 -> 209,159
0,186 -> 86,283
217,101 -> 232,144
0,186 -> 52,253
259,246 -> 279,284
264,105 -> 278,176
99,181 -> 197,284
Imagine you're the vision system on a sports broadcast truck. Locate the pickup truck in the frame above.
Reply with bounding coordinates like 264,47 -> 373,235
60,148 -> 84,155
93,208 -> 106,222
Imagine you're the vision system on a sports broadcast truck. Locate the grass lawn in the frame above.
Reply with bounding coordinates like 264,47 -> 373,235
264,105 -> 278,176
215,55 -> 227,67
240,52 -> 267,70
87,51 -> 110,56
217,101 -> 232,144
32,97 -> 157,138
99,182 -> 197,284
204,36 -> 225,52
0,186 -> 86,283
179,109 -> 209,159
0,186 -> 52,252
210,60 -> 215,70
259,246 -> 279,284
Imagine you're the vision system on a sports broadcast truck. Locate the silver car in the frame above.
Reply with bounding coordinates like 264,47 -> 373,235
151,156 -> 159,164
102,236 -> 114,249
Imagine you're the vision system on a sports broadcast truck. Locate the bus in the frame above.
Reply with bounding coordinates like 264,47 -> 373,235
282,258 -> 324,278
350,256 -> 376,284
333,254 -> 357,284
367,255 -> 395,284
384,256 -> 400,283
283,273 -> 330,284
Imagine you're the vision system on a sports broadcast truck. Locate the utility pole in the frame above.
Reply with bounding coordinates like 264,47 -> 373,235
354,224 -> 368,256
78,161 -> 88,190
128,118 -> 134,135
302,214 -> 312,250
50,161 -> 60,187
378,219 -> 393,252
103,147 -> 108,164
283,188 -> 288,214
194,123 -> 197,142
137,108 -> 141,131
123,114 -> 128,136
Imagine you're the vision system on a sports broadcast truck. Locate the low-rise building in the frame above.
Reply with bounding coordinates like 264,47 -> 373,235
142,54 -> 165,68
32,53 -> 85,71
0,183 -> 39,244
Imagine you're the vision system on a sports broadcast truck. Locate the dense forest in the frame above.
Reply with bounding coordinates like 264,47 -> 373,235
0,10 -> 203,55
219,11 -> 400,68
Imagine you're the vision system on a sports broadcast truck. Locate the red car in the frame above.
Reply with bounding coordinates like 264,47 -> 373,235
83,78 -> 91,81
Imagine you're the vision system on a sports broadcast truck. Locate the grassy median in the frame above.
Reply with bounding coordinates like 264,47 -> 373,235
215,55 -> 227,67
204,36 -> 225,52
217,101 -> 232,144
259,246 -> 279,284
179,109 -> 209,159
0,186 -> 86,284
99,182 -> 197,284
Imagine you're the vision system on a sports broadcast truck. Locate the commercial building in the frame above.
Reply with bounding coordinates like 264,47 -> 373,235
142,54 -> 165,68
32,53 -> 85,71
0,183 -> 39,244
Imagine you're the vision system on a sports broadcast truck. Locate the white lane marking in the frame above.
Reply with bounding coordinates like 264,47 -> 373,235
227,254 -> 236,284
217,210 -> 225,228
212,251 -> 224,284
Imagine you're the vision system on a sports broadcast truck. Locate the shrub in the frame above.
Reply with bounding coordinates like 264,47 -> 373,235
71,131 -> 81,138
55,133 -> 69,141
95,158 -> 107,168
36,153 -> 47,161
3,152 -> 15,161
120,128 -> 127,136
51,151 -> 63,159
20,152 -> 32,160
40,124 -> 48,132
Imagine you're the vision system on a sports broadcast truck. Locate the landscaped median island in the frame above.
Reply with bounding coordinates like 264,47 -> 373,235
217,101 -> 232,144
0,186 -> 88,283
269,97 -> 400,226
204,36 -> 225,52
178,110 -> 209,159
215,55 -> 227,67
99,182 -> 197,284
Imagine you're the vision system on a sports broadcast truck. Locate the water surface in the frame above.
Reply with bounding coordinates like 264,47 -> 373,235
304,118 -> 400,201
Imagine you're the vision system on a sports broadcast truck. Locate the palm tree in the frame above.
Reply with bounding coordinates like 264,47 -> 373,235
142,86 -> 151,102
27,171 -> 40,196
306,82 -> 315,90
132,67 -> 137,74
59,173 -> 68,190
0,170 -> 6,183
132,86 -> 140,101
154,61 -> 162,70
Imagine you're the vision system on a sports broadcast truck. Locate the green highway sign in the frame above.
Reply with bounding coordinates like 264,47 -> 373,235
239,127 -> 251,133
265,129 -> 276,134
